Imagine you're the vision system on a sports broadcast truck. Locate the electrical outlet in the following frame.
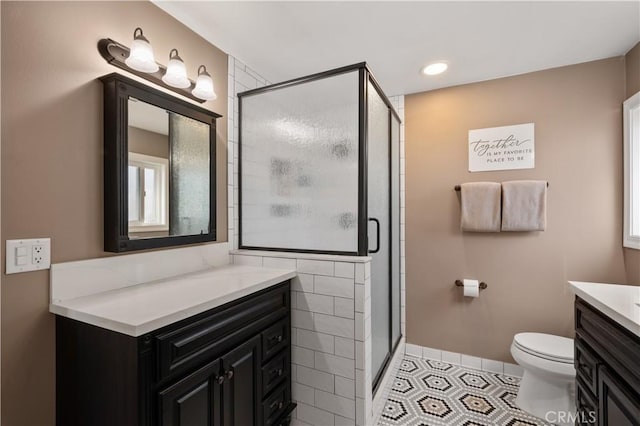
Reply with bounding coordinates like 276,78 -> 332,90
6,238 -> 51,274
32,245 -> 44,264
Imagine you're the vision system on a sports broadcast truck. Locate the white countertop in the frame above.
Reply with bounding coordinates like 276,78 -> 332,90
569,281 -> 640,337
50,264 -> 296,337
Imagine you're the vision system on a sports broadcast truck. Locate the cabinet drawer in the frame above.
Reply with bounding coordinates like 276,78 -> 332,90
156,284 -> 289,381
576,338 -> 600,396
262,381 -> 291,426
575,298 -> 640,391
263,350 -> 289,396
576,377 -> 598,426
262,319 -> 289,362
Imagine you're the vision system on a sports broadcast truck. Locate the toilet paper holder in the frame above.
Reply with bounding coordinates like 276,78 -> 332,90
455,280 -> 488,290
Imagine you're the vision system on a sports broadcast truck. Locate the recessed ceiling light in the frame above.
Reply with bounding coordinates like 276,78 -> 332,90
422,62 -> 448,76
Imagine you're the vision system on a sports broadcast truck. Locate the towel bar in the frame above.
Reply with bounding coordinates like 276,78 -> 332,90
455,280 -> 488,289
454,182 -> 548,191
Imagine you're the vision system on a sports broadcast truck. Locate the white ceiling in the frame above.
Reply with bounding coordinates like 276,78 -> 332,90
129,98 -> 169,135
154,1 -> 640,96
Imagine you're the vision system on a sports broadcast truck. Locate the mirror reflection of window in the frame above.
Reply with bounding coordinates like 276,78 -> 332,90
128,153 -> 169,233
128,166 -> 140,222
127,97 -> 210,240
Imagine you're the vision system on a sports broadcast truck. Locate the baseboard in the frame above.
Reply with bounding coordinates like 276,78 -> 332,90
404,343 -> 524,378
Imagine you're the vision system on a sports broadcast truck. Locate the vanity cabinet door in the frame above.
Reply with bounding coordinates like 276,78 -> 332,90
598,367 -> 640,426
159,359 -> 222,426
221,335 -> 262,426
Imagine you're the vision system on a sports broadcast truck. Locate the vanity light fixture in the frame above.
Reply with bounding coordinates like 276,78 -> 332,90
124,28 -> 159,73
192,65 -> 217,101
162,49 -> 191,89
422,62 -> 448,76
98,30 -> 215,103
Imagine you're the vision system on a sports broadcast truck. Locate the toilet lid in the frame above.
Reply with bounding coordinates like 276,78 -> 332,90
513,333 -> 574,363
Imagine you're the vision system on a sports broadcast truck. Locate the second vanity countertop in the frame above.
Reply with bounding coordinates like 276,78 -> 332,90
569,281 -> 640,337
50,264 -> 297,337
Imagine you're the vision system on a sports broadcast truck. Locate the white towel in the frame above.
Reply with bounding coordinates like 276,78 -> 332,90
501,180 -> 547,231
460,182 -> 502,232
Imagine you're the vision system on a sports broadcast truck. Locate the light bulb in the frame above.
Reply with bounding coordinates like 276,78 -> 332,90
162,49 -> 190,88
192,65 -> 217,101
125,28 -> 159,73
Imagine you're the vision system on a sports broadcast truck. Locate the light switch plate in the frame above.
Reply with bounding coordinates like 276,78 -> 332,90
6,238 -> 51,274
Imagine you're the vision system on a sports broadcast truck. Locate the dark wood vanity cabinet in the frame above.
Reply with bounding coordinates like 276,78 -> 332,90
574,298 -> 640,426
159,358 -> 223,426
57,282 -> 295,426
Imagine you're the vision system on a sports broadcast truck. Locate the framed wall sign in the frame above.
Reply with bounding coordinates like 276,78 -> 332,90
468,123 -> 535,172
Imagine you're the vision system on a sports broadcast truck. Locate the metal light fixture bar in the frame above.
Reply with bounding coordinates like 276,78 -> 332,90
98,38 -> 205,104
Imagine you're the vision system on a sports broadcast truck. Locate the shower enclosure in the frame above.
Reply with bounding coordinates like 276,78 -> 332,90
238,63 -> 401,389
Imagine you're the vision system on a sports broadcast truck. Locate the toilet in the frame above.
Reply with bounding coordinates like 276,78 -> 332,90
510,333 -> 576,425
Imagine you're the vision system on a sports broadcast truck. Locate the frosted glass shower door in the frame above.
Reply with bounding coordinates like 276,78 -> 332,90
368,81 -> 391,385
240,71 -> 360,253
390,116 -> 401,348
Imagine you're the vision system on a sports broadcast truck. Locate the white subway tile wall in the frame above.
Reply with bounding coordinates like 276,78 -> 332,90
422,346 -> 442,361
461,354 -> 483,371
233,252 -> 371,425
264,256 -> 298,270
298,260 -> 336,277
481,358 -> 505,375
335,337 -> 356,360
504,362 -> 525,378
354,265 -> 373,426
405,343 -> 422,358
334,262 -> 355,279
403,343 -> 524,378
335,376 -> 356,400
441,350 -> 462,365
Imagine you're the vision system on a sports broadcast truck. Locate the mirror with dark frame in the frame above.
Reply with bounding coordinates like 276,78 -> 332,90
101,73 -> 221,252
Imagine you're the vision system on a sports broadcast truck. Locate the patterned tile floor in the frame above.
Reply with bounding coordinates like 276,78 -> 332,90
377,356 -> 551,426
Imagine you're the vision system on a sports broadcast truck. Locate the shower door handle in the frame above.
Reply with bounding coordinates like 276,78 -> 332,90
368,218 -> 380,254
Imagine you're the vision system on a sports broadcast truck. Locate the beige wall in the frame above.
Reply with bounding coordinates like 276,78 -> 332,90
1,2 -> 228,425
129,126 -> 169,159
624,42 -> 640,285
405,57 -> 629,363
625,42 -> 640,98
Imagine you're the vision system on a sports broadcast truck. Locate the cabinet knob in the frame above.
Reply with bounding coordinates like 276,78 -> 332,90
578,363 -> 592,373
217,375 -> 225,385
269,334 -> 283,345
270,400 -> 284,411
226,370 -> 234,380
